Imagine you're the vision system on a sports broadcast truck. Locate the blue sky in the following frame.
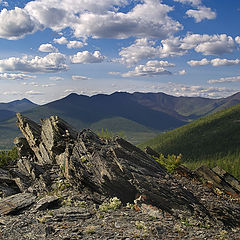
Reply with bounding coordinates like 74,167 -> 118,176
0,0 -> 240,104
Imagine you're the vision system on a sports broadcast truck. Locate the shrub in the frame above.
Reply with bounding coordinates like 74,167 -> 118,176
0,147 -> 18,167
154,153 -> 182,173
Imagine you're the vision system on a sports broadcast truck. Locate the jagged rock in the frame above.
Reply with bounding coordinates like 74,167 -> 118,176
0,193 -> 36,215
16,113 -> 77,165
212,166 -> 240,194
67,130 -> 205,216
35,196 -> 60,211
195,165 -> 239,196
9,114 -> 240,229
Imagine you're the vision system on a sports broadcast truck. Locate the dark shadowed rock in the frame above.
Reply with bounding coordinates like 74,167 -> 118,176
68,131 -> 205,215
0,168 -> 20,197
35,195 -> 61,211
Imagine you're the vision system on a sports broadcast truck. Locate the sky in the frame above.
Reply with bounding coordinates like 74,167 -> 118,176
0,0 -> 240,104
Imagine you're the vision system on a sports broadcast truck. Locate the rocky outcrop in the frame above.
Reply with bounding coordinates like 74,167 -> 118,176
14,114 -> 207,216
195,165 -> 240,196
0,114 -> 239,240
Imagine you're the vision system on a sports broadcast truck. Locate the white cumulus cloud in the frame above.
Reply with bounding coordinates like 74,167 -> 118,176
39,43 -> 58,52
187,58 -> 209,66
53,36 -> 68,45
70,51 -> 105,64
173,0 -> 201,6
122,60 -> 173,77
0,0 -> 182,40
208,76 -> 240,84
0,73 -> 36,80
188,58 -> 240,67
67,41 -> 85,49
119,34 -> 236,65
0,53 -> 69,73
0,7 -> 41,40
186,6 -> 216,22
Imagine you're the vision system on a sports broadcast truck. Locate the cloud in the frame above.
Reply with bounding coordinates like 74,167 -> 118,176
171,84 -> 236,98
0,53 -> 69,73
3,91 -> 20,96
187,58 -> 209,66
119,34 -> 236,65
39,43 -> 58,52
49,76 -> 64,81
178,69 -> 186,75
25,90 -> 43,95
41,83 -> 56,87
71,0 -> 182,39
0,73 -> 36,80
119,38 -> 161,66
188,58 -> 240,66
208,76 -> 240,84
193,34 -> 235,55
72,75 -> 91,80
67,41 -> 85,49
64,89 -> 75,93
211,58 -> 240,66
122,60 -> 173,77
0,1 -> 8,7
53,36 -> 68,44
70,51 -> 105,64
0,0 -> 182,40
186,6 -> 216,22
235,36 -> 240,45
173,0 -> 201,6
0,7 -> 41,40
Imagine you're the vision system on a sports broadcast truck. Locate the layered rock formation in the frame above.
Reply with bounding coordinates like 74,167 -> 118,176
0,114 -> 239,239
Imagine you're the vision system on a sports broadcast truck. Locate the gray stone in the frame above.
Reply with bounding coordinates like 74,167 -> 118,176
0,192 -> 36,215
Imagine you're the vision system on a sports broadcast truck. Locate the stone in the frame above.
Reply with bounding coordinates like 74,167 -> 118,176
0,193 -> 36,215
35,195 -> 61,211
195,165 -> 239,196
212,166 -> 240,194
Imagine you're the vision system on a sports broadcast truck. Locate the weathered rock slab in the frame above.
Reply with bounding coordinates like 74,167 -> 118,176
0,192 -> 36,215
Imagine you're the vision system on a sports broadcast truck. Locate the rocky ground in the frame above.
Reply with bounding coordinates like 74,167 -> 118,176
0,114 -> 239,239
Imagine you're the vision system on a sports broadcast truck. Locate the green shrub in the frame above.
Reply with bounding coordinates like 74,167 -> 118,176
0,147 -> 18,167
154,153 -> 182,173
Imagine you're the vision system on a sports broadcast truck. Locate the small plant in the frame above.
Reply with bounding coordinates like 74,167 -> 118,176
84,225 -> 96,234
97,128 -> 114,140
135,221 -> 147,230
126,202 -> 135,209
219,230 -> 228,240
99,197 -> 121,212
154,153 -> 182,173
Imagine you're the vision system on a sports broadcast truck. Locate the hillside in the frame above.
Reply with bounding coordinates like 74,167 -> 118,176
1,91 -> 240,149
0,98 -> 37,112
140,104 -> 240,179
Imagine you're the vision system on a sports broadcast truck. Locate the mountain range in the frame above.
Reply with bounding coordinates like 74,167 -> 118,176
1,91 -> 240,149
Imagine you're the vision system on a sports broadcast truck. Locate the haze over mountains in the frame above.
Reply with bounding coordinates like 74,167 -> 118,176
1,91 -> 240,149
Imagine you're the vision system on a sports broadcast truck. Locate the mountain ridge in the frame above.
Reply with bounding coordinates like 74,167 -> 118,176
0,91 -> 240,149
